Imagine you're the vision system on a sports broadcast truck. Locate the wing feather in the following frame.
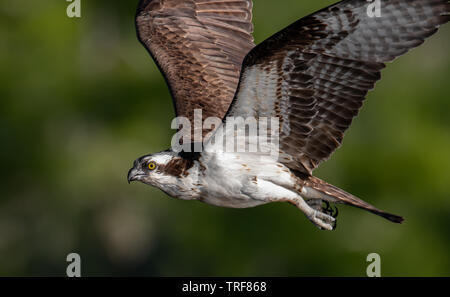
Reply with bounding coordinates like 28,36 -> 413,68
136,0 -> 254,138
226,0 -> 449,173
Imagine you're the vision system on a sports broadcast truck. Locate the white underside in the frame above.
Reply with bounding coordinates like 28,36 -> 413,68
194,150 -> 300,208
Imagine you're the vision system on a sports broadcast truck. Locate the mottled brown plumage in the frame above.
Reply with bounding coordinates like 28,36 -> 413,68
136,0 -> 255,138
227,0 -> 450,174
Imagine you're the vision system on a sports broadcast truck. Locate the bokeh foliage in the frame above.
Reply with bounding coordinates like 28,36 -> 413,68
0,0 -> 449,276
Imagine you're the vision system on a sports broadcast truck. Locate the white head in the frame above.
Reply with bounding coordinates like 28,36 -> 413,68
127,149 -> 200,198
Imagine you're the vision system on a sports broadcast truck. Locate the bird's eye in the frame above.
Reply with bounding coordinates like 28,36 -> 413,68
147,161 -> 156,170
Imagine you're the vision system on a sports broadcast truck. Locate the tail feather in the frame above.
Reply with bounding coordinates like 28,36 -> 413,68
303,176 -> 404,224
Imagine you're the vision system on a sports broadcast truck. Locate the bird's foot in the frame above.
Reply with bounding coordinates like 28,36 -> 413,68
307,209 -> 336,231
322,201 -> 339,219
293,198 -> 337,231
305,199 -> 338,230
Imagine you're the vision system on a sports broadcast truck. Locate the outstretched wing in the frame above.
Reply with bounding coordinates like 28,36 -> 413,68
226,0 -> 449,174
136,0 -> 255,138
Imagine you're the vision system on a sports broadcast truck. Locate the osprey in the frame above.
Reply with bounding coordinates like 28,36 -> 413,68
128,0 -> 449,230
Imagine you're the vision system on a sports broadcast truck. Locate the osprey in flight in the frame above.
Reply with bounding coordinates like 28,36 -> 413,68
128,0 -> 449,230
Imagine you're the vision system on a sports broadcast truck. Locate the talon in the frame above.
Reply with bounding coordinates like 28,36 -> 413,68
323,200 -> 329,208
323,201 -> 331,212
333,206 -> 339,218
304,200 -> 336,231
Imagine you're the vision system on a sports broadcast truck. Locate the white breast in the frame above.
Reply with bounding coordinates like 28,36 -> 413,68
197,151 -> 299,208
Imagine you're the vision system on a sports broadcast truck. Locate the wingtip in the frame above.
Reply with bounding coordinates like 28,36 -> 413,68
377,211 -> 404,224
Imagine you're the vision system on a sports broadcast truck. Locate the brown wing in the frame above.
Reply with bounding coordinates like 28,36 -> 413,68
136,0 -> 254,138
226,0 -> 449,174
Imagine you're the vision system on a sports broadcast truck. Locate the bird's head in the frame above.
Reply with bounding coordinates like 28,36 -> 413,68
127,150 -> 177,187
127,149 -> 200,197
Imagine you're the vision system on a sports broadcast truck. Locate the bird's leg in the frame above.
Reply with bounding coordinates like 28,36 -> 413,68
293,197 -> 336,231
306,199 -> 323,211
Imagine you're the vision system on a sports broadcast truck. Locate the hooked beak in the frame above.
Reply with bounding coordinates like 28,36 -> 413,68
127,167 -> 142,184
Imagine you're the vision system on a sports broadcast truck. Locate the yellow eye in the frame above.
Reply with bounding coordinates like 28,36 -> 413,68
148,161 -> 156,170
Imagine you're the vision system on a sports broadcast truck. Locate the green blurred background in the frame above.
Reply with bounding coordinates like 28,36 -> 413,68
0,0 -> 449,276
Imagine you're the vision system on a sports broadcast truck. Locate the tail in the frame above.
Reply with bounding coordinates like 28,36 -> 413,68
303,176 -> 404,224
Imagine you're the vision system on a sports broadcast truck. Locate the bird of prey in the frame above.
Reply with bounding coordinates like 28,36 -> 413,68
128,0 -> 449,230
